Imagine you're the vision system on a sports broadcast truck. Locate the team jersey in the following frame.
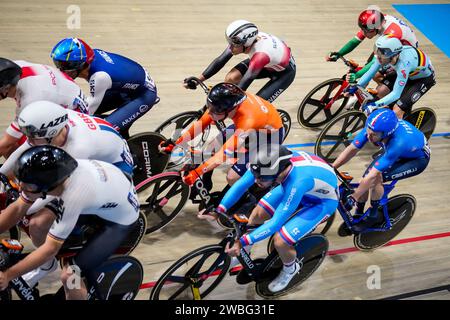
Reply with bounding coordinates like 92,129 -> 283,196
7,61 -> 89,139
356,14 -> 418,47
358,46 -> 434,108
0,110 -> 133,177
352,120 -> 430,172
218,151 -> 338,245
176,92 -> 283,173
87,49 -> 156,114
27,160 -> 139,242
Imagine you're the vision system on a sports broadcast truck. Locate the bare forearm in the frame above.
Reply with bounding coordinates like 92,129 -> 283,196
333,145 -> 359,169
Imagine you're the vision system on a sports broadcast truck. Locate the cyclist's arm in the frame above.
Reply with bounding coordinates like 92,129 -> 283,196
218,169 -> 255,212
87,71 -> 113,114
332,128 -> 366,168
357,59 -> 381,88
0,141 -> 31,176
240,178 -> 313,246
354,56 -> 376,79
0,132 -> 20,158
238,52 -> 270,90
0,196 -> 33,234
201,47 -> 233,80
337,32 -> 365,57
175,111 -> 213,145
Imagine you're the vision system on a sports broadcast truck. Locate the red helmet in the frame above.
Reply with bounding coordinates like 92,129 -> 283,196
358,10 -> 385,31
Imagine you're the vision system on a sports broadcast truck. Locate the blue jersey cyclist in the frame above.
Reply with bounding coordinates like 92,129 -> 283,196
333,108 -> 431,230
222,145 -> 338,293
50,38 -> 158,138
346,35 -> 435,119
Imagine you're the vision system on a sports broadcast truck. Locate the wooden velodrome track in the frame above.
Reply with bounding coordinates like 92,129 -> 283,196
0,0 -> 449,300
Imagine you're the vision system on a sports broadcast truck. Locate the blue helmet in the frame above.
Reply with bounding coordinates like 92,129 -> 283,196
50,38 -> 95,73
366,108 -> 398,138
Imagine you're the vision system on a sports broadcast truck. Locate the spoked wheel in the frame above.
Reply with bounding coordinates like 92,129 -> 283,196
155,111 -> 210,170
266,214 -> 335,255
135,172 -> 190,234
354,194 -> 416,251
277,109 -> 292,140
256,234 -> 329,298
149,244 -> 230,300
315,111 -> 367,163
127,132 -> 170,185
297,78 -> 349,128
405,107 -> 436,141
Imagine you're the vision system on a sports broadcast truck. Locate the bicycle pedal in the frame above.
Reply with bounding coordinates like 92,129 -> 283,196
229,266 -> 242,276
235,269 -> 253,285
337,222 -> 353,237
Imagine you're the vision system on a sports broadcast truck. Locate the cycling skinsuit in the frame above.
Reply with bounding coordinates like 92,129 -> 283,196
7,61 -> 88,141
87,49 -> 158,132
358,46 -> 435,113
202,32 -> 296,102
353,119 -> 430,181
1,110 -> 134,178
176,92 -> 283,176
219,150 -> 338,246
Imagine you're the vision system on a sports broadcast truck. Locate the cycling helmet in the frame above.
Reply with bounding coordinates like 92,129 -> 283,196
14,145 -> 78,193
206,82 -> 246,115
366,108 -> 398,139
50,38 -> 95,74
358,9 -> 385,31
0,58 -> 22,89
375,34 -> 403,60
250,145 -> 293,181
225,20 -> 258,47
18,101 -> 69,140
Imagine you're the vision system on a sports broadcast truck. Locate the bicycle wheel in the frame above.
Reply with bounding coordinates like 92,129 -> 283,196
155,111 -> 210,169
297,78 -> 349,128
149,244 -> 231,300
315,111 -> 366,163
135,172 -> 190,234
257,234 -> 329,298
404,107 -> 436,141
277,109 -> 291,140
354,194 -> 416,251
127,132 -> 170,185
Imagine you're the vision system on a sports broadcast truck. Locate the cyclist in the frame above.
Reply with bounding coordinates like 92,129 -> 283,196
0,100 -> 134,287
346,35 -> 435,119
159,82 -> 284,187
332,108 -> 430,231
326,8 -> 418,84
185,20 -> 296,103
223,145 -> 338,293
0,58 -> 88,158
51,37 -> 158,138
0,146 -> 139,300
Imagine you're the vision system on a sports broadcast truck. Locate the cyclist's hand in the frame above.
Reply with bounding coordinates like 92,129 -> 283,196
197,208 -> 219,221
183,76 -> 199,90
225,241 -> 241,257
326,52 -> 340,62
342,194 -> 356,212
344,85 -> 358,97
182,170 -> 199,186
346,72 -> 357,84
158,139 -> 175,154
362,102 -> 377,115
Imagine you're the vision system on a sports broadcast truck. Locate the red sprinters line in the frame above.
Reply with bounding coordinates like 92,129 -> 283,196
139,231 -> 450,290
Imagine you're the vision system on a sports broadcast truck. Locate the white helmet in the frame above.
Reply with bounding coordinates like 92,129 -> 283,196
18,101 -> 69,139
375,35 -> 403,59
225,20 -> 258,47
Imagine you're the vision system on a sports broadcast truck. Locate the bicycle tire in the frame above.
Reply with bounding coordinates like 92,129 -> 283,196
404,107 -> 436,141
277,109 -> 292,140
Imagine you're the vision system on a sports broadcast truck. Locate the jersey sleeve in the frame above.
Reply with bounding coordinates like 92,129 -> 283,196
6,120 -> 24,139
175,111 -> 213,145
87,71 -> 113,114
357,58 -> 381,88
0,140 -> 31,176
218,169 -> 255,212
238,52 -> 271,90
240,177 -> 314,246
356,30 -> 366,41
201,47 -> 233,80
352,128 -> 368,149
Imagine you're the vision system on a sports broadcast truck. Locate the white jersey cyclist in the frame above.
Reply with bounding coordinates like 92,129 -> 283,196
7,61 -> 88,140
0,102 -> 133,178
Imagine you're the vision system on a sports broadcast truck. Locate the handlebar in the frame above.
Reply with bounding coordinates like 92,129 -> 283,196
339,56 -> 359,72
184,77 -> 210,94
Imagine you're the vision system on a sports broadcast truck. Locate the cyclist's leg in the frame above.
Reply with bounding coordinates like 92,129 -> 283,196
93,91 -> 125,116
105,89 -> 158,132
61,219 -> 135,300
255,60 -> 296,103
224,59 -> 250,84
376,72 -> 396,99
393,74 -> 436,119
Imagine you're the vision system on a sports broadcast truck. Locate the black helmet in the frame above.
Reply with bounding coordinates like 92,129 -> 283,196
0,58 -> 22,89
14,146 -> 78,193
250,145 -> 293,181
206,82 -> 246,115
